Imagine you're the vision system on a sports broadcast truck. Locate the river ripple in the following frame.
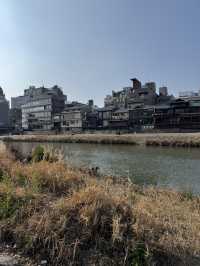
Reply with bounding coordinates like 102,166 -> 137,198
3,141 -> 200,194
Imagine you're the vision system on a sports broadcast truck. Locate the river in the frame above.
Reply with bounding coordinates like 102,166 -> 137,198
3,141 -> 200,194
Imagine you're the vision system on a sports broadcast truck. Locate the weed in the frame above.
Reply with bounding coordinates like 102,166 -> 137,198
181,190 -> 194,201
130,243 -> 150,266
31,145 -> 44,162
0,148 -> 199,265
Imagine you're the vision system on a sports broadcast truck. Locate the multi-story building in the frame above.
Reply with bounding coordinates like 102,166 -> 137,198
97,106 -> 115,128
104,78 -> 173,110
104,78 -> 159,109
157,87 -> 174,105
129,106 -> 155,130
109,108 -> 129,129
61,100 -> 94,132
179,91 -> 200,98
22,85 -> 66,130
159,87 -> 168,96
9,108 -> 22,131
85,111 -> 98,129
154,98 -> 200,130
127,80 -> 158,108
11,95 -> 30,109
100,78 -> 175,131
11,92 -> 31,131
104,88 -> 132,108
0,87 -> 9,129
104,79 -> 142,108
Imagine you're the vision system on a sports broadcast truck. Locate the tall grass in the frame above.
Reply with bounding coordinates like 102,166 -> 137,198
146,139 -> 200,147
0,148 -> 199,265
3,132 -> 200,147
2,134 -> 138,145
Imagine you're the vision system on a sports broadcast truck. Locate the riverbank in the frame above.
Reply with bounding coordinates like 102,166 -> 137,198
2,132 -> 200,147
0,148 -> 199,265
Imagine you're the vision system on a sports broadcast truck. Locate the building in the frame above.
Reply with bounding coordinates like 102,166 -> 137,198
61,101 -> 94,132
104,78 -> 163,110
0,87 -> 9,129
9,108 -> 22,131
11,92 -> 31,131
157,87 -> 174,105
104,78 -> 174,110
109,108 -> 129,129
127,80 -> 158,108
100,78 -> 175,131
97,106 -> 131,131
159,87 -> 168,96
129,106 -> 155,130
104,87 -> 133,108
131,78 -> 142,90
22,85 -> 66,130
153,98 -> 200,130
104,95 -> 113,107
97,106 -> 115,128
179,91 -> 200,98
104,79 -> 142,108
11,95 -> 30,109
85,109 -> 98,130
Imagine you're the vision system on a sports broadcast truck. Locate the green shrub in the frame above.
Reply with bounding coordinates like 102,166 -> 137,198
31,146 -> 44,162
0,193 -> 17,219
0,182 -> 27,220
0,168 -> 3,181
181,190 -> 194,201
130,243 -> 151,266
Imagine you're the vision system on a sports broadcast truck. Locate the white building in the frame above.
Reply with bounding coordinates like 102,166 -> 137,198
21,86 -> 66,130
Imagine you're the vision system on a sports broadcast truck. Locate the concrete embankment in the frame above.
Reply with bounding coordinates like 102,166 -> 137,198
2,132 -> 200,147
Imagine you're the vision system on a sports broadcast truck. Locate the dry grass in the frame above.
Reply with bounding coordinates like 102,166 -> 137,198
0,149 -> 200,265
3,132 -> 200,147
145,139 -> 200,147
1,134 -> 138,145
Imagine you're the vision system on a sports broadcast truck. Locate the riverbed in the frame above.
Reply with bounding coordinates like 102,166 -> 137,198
4,141 -> 200,194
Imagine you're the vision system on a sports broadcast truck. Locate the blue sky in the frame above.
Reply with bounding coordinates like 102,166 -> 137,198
1,0 -> 200,106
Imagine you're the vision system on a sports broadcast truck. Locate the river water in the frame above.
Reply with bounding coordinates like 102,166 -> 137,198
3,141 -> 200,194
